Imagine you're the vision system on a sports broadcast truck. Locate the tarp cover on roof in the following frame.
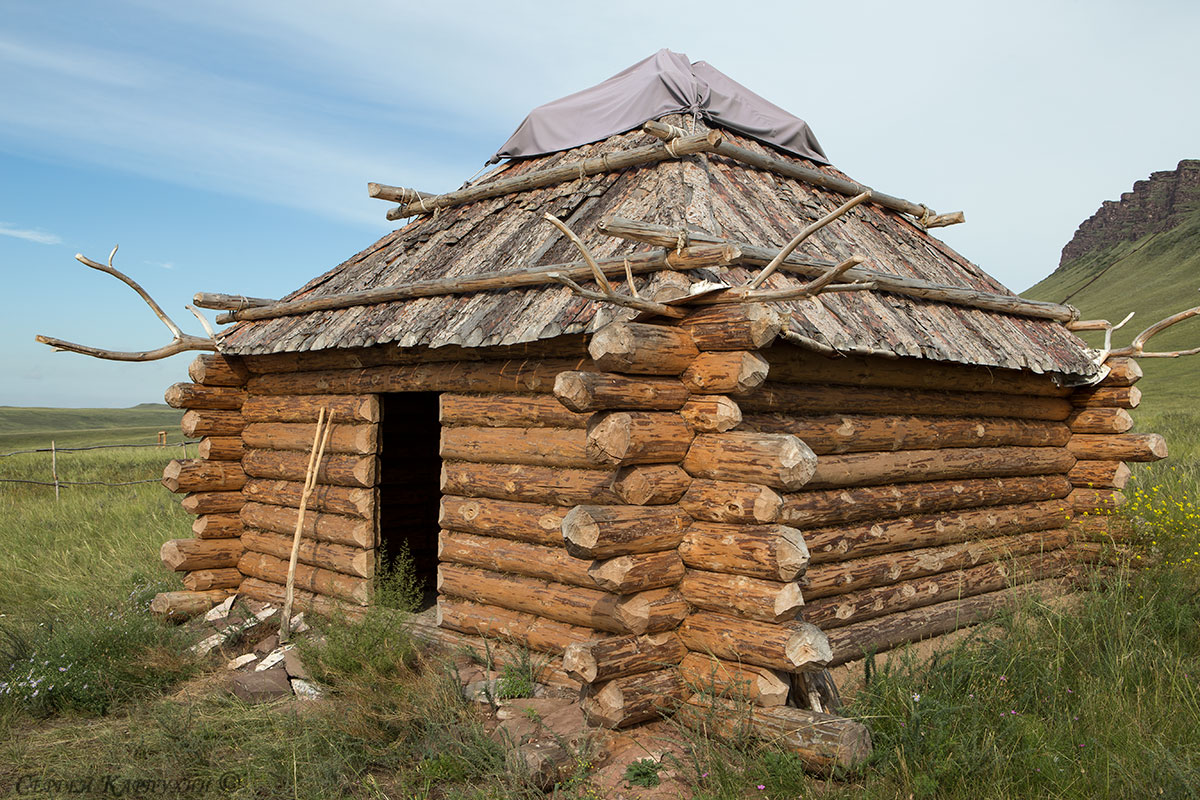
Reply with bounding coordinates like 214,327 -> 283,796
492,49 -> 828,164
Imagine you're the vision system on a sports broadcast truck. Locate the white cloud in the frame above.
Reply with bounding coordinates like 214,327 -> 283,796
0,222 -> 61,245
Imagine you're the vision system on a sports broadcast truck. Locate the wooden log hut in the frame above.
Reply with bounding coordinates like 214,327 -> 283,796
43,51 -> 1182,767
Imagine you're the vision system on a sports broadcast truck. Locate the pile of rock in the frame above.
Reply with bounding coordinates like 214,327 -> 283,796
185,594 -> 322,703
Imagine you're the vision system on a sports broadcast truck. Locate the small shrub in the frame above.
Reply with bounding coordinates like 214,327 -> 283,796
497,648 -> 543,699
374,540 -> 424,612
624,757 -> 662,788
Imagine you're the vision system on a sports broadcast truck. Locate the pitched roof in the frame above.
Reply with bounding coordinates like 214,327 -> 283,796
218,119 -> 1095,378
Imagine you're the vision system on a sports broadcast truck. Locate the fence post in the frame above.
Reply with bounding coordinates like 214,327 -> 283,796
51,440 -> 60,502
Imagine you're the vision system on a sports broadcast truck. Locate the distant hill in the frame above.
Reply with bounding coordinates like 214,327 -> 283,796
1025,161 -> 1200,416
0,405 -> 184,450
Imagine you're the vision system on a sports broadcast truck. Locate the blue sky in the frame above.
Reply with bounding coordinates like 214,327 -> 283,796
2,0 -> 1197,407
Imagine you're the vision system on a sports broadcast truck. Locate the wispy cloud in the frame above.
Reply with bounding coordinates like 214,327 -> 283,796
0,222 -> 61,245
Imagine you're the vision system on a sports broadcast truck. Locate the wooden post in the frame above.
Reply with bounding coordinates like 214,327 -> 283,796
280,407 -> 332,643
51,440 -> 59,502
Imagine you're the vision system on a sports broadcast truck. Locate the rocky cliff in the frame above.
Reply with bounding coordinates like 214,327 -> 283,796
1059,159 -> 1200,265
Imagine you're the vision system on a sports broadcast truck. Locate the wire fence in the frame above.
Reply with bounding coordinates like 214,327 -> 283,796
0,436 -> 200,494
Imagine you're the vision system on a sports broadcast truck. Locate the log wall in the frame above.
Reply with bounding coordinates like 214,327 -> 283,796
156,316 -> 1161,731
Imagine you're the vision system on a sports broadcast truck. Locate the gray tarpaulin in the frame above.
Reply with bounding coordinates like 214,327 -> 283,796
491,49 -> 828,165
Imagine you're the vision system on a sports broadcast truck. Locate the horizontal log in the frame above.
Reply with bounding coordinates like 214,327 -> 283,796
180,409 -> 244,438
441,461 -> 619,506
1067,407 -> 1134,434
804,499 -> 1067,564
681,351 -> 769,394
611,464 -> 692,505
679,523 -> 809,581
677,652 -> 789,706
679,569 -> 804,623
1070,385 -> 1141,409
561,504 -> 691,559
240,501 -> 372,548
587,550 -> 686,594
583,668 -> 691,728
438,530 -> 592,587
164,382 -> 245,411
436,597 -> 595,653
807,446 -> 1075,489
437,564 -> 624,633
247,359 -> 588,396
243,422 -> 377,455
197,436 -> 244,461
180,491 -> 245,515
554,371 -> 689,412
1067,433 -> 1167,462
161,459 -> 246,493
742,382 -> 1072,421
239,550 -> 370,605
588,322 -> 699,375
241,337 -> 588,374
762,346 -> 1070,397
803,548 -> 1077,630
242,478 -> 373,519
673,303 -> 784,351
188,353 -> 249,387
780,474 -> 1072,528
1098,357 -> 1142,386
441,425 -> 592,468
803,528 -> 1070,600
439,393 -> 588,429
182,568 -> 242,592
742,413 -> 1070,454
680,479 -> 783,524
679,611 -> 832,672
1069,460 -> 1132,490
241,394 -> 380,424
393,128 -> 721,217
439,496 -> 567,546
683,432 -> 817,490
826,578 -> 1064,666
586,411 -> 693,466
1070,488 -> 1125,513
242,448 -> 376,488
192,513 -> 243,539
612,588 -> 689,634
242,528 -> 371,579
150,590 -> 229,622
684,696 -> 872,770
679,395 -> 742,433
563,632 -> 686,684
238,576 -> 362,620
160,537 -> 243,571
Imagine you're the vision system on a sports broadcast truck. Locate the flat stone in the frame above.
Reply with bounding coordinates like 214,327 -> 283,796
229,667 -> 292,704
290,678 -> 322,700
283,649 -> 310,680
204,595 -> 236,622
253,634 -> 279,656
226,653 -> 258,671
256,645 -> 294,672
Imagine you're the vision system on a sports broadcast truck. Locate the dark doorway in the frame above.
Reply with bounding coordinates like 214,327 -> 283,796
378,392 -> 441,610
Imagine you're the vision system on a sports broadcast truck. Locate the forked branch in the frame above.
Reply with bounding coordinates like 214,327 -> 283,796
1108,298 -> 1200,359
746,192 -> 871,289
35,246 -> 217,361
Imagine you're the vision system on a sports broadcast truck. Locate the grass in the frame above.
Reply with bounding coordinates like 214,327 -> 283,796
2,407 -> 1200,797
0,404 -> 184,450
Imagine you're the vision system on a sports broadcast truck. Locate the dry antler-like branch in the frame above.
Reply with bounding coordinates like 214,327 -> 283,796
35,246 -> 217,361
746,192 -> 871,289
543,214 -> 687,319
1108,297 -> 1200,358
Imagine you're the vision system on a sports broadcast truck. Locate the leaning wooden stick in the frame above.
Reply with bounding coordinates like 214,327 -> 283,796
279,407 -> 332,643
747,192 -> 871,289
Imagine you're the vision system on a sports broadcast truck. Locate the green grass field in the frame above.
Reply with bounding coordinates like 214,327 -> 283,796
1024,209 -> 1200,416
0,404 -> 185,451
2,407 -> 1199,798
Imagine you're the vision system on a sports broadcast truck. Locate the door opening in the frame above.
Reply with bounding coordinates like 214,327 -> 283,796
377,392 -> 441,610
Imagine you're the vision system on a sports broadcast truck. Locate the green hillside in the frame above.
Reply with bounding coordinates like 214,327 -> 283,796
0,404 -> 185,450
1024,210 -> 1200,415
